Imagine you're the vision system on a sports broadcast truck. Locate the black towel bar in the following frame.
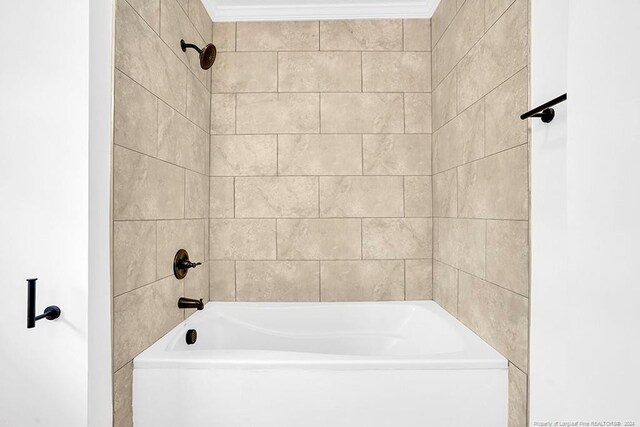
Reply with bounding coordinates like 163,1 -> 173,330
520,93 -> 567,123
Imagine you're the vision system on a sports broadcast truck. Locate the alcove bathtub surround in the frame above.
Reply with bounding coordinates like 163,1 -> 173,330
431,0 -> 530,426
111,0 -> 213,425
111,0 -> 530,425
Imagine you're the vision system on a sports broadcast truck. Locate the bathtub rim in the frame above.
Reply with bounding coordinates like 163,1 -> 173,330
133,300 -> 508,371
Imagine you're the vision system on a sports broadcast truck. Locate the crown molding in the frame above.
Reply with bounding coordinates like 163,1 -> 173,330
208,1 -> 439,22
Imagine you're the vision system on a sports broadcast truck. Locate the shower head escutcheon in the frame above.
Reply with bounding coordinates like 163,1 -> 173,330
180,39 -> 217,70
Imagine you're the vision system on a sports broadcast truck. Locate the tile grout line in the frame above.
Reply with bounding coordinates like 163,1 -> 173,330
433,257 -> 530,300
432,141 -> 529,176
114,143 -> 207,176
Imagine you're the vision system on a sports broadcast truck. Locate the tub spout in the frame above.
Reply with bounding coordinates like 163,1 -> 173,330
178,297 -> 204,310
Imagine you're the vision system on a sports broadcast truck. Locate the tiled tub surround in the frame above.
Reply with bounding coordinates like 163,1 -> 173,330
430,0 -> 530,426
111,0 -> 213,425
110,4 -> 530,426
209,19 -> 434,304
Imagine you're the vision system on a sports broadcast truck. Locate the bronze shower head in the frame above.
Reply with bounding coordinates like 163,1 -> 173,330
180,39 -> 217,70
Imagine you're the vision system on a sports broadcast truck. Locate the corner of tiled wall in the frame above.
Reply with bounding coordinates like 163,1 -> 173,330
430,0 -> 530,426
111,0 -> 214,424
208,18 -> 434,304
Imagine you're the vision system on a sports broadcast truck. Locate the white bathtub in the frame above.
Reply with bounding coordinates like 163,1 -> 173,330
133,301 -> 507,426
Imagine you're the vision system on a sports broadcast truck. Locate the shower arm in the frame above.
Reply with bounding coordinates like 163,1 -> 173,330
180,40 -> 202,54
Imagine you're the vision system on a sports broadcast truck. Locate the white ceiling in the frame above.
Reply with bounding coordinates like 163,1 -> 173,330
203,0 -> 441,22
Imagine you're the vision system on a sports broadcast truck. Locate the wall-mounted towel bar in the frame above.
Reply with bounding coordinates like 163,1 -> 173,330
520,93 -> 567,123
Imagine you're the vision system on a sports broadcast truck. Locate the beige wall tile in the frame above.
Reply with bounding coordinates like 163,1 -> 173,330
363,134 -> 431,175
321,260 -> 404,301
277,219 -> 361,260
126,0 -> 159,33
433,260 -> 458,315
403,19 -> 431,51
211,52 -> 277,93
487,220 -> 529,296
362,52 -> 431,92
436,218 -> 485,277
433,169 -> 457,217
210,177 -> 234,218
186,73 -> 210,131
278,52 -> 361,92
115,0 -> 186,113
210,261 -> 235,301
278,134 -> 362,175
157,219 -> 206,278
237,93 -> 320,134
458,271 -> 529,370
113,362 -> 133,427
405,259 -> 433,300
188,0 -> 212,42
432,217 -> 439,260
432,70 -> 456,131
210,93 -> 235,134
320,176 -> 404,217
237,21 -> 319,51
431,0 -> 457,46
113,276 -> 183,370
159,0 -> 210,90
236,261 -> 319,301
457,145 -> 528,219
485,68 -> 528,155
113,221 -> 157,297
433,100 -> 484,173
457,0 -> 528,110
363,218 -> 432,259
404,93 -> 432,134
158,102 -> 208,174
113,146 -> 185,220
509,363 -> 528,427
405,176 -> 432,217
210,219 -> 276,260
321,93 -> 404,133
185,171 -> 209,219
210,135 -> 277,176
205,219 -> 210,261
432,0 -> 484,86
320,20 -> 402,51
212,23 -> 236,52
235,177 -> 319,218
486,0 -> 517,28
114,70 -> 157,157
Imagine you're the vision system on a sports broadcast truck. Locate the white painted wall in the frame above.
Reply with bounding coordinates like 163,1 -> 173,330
0,1 -> 113,426
530,0 -> 640,423
88,0 -> 115,426
529,0 -> 570,420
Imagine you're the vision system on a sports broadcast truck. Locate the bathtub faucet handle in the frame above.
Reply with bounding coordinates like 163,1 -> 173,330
173,249 -> 201,280
178,259 -> 202,269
